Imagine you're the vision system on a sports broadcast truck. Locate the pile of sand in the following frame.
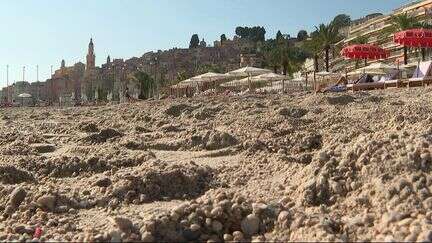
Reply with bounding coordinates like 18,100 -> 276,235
1,88 -> 432,241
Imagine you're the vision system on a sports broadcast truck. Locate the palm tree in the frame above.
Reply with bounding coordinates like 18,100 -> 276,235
279,44 -> 292,75
263,36 -> 309,76
280,45 -> 308,76
303,37 -> 322,72
264,48 -> 282,73
130,71 -> 155,99
262,39 -> 282,73
349,36 -> 369,45
314,23 -> 341,72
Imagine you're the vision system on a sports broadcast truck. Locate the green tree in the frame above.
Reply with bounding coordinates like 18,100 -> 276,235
303,37 -> 321,72
235,27 -> 248,38
235,26 -> 266,42
331,14 -> 351,30
314,23 -> 341,72
131,71 -> 155,99
253,26 -> 266,42
263,38 -> 308,75
220,34 -> 227,43
189,34 -> 200,49
262,41 -> 282,73
280,45 -> 308,75
276,31 -> 284,42
176,71 -> 191,83
297,30 -> 308,41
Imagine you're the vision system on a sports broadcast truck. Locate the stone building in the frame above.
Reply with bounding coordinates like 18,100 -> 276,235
28,81 -> 47,102
1,86 -> 14,103
81,38 -> 100,101
45,59 -> 85,104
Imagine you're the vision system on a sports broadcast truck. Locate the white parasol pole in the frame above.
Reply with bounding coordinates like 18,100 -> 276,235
282,79 -> 285,94
248,73 -> 252,91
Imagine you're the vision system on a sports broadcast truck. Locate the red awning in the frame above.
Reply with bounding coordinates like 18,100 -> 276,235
394,28 -> 432,48
340,44 -> 389,60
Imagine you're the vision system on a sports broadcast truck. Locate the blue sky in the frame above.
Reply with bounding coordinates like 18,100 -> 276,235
0,0 -> 409,85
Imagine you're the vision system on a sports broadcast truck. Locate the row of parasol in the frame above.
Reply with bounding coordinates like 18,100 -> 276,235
340,28 -> 432,65
173,67 -> 281,89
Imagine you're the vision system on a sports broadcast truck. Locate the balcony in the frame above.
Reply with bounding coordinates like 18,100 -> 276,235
410,8 -> 427,17
350,15 -> 390,34
382,42 -> 401,50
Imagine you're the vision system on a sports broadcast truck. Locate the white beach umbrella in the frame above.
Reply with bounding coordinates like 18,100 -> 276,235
190,72 -> 228,82
251,73 -> 287,93
252,73 -> 286,82
353,62 -> 398,74
221,77 -> 250,87
227,67 -> 272,90
347,69 -> 387,76
363,62 -> 398,71
228,66 -> 272,77
190,72 -> 229,90
18,93 -> 32,98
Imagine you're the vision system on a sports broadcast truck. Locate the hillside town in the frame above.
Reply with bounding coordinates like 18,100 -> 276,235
0,36 -> 256,105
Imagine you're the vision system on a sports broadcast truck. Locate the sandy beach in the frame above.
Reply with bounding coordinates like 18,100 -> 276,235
1,87 -> 432,241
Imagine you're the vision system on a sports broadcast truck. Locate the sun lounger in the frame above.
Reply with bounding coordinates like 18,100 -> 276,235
349,82 -> 385,91
347,74 -> 385,91
403,61 -> 432,87
383,79 -> 400,88
380,70 -> 402,88
404,77 -> 432,87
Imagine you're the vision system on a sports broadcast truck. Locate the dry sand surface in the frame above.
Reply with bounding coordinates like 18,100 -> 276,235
1,88 -> 432,242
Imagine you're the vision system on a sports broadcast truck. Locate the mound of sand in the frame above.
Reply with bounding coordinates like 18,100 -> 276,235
1,88 -> 432,241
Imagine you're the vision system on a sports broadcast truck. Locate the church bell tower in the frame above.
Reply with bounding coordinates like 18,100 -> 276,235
86,38 -> 96,70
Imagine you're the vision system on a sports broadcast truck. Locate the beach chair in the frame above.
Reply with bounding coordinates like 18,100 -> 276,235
403,61 -> 432,87
350,82 -> 385,91
383,70 -> 403,88
348,74 -> 385,92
